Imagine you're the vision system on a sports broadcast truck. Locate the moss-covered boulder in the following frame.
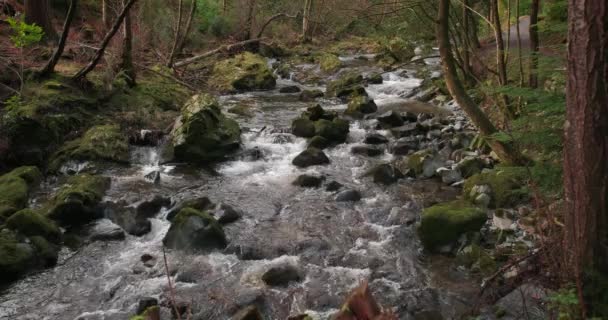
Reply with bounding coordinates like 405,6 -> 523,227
386,37 -> 415,62
292,147 -> 330,167
463,167 -> 528,208
407,149 -> 437,176
210,52 -> 276,92
28,235 -> 59,267
49,124 -> 129,171
291,118 -> 316,138
314,118 -> 349,143
344,94 -> 377,118
325,73 -> 366,99
318,53 -> 342,73
6,209 -> 61,243
162,207 -> 227,252
46,174 -> 111,226
418,200 -> 487,251
456,157 -> 485,178
0,166 -> 42,220
170,94 -> 241,163
0,230 -> 35,283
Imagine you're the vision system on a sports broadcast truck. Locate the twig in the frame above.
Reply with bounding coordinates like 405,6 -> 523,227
479,247 -> 543,294
162,247 -> 183,320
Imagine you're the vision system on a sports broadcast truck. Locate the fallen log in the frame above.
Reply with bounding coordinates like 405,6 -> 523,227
173,38 -> 261,68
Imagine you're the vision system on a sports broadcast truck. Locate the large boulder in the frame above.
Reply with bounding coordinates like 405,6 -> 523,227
344,95 -> 377,118
314,118 -> 349,143
291,118 -> 316,138
0,230 -> 35,283
318,53 -> 342,73
292,148 -> 330,168
163,207 -> 227,252
418,200 -> 487,252
325,73 -> 365,99
210,52 -> 276,92
49,124 -> 129,171
46,174 -> 111,226
6,209 -> 61,243
170,94 -> 241,163
407,149 -> 443,178
367,164 -> 404,185
463,167 -> 528,208
0,166 -> 41,221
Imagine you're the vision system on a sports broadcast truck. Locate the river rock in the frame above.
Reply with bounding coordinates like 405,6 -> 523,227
417,200 -> 487,251
314,118 -> 349,143
262,264 -> 302,286
144,170 -> 161,184
344,95 -> 377,118
89,219 -> 125,241
351,145 -> 383,157
366,73 -> 383,84
408,149 -> 443,178
292,148 -> 330,167
376,111 -> 404,128
292,174 -> 325,188
167,196 -> 215,221
233,305 -> 263,320
308,135 -> 329,149
368,164 -> 404,185
169,94 -> 241,164
137,297 -> 158,315
463,167 -> 528,208
210,52 -> 276,92
136,195 -> 171,218
279,85 -> 301,93
325,72 -> 365,98
455,157 -> 484,178
391,122 -> 426,138
325,181 -> 343,192
5,209 -> 61,243
299,89 -> 324,102
335,189 -> 362,202
291,118 -> 316,138
47,174 -> 111,226
364,133 -> 388,145
389,138 -> 418,155
129,129 -> 164,146
215,203 -> 243,224
437,168 -> 463,185
163,207 -> 227,252
0,166 -> 42,220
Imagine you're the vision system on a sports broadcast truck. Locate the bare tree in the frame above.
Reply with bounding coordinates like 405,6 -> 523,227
528,0 -> 540,88
244,0 -> 257,40
39,0 -> 77,77
167,0 -> 184,67
102,0 -> 112,31
564,0 -> 608,317
437,0 -> 523,165
118,0 -> 135,87
302,0 -> 313,43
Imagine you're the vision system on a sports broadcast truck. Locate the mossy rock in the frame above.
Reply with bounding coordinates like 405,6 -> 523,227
6,209 -> 61,243
162,207 -> 227,252
228,103 -> 254,117
49,124 -> 129,171
407,149 -> 436,175
46,174 -> 111,226
130,305 -> 160,320
210,52 -> 276,92
314,118 -> 349,143
463,167 -> 529,208
456,244 -> 497,276
0,230 -> 35,283
418,200 -> 487,251
318,53 -> 342,73
344,94 -> 377,118
29,235 -> 59,267
386,37 -> 415,62
308,135 -> 330,149
170,94 -> 241,163
0,166 -> 42,213
456,157 -> 485,178
291,118 -> 316,138
325,73 -> 365,98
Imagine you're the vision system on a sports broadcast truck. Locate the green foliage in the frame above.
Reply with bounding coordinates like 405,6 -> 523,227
5,16 -> 44,48
548,288 -> 581,320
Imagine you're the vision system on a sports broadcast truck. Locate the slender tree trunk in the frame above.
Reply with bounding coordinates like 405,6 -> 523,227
462,0 -> 473,85
119,0 -> 135,87
528,0 -> 540,88
564,0 -> 608,316
244,0 -> 257,40
491,0 -> 508,86
302,0 -> 313,43
39,0 -> 77,77
72,0 -> 138,82
175,0 -> 197,58
24,0 -> 55,40
515,0 -> 524,86
437,0 -> 523,165
222,0 -> 227,14
167,0 -> 184,67
102,0 -> 112,31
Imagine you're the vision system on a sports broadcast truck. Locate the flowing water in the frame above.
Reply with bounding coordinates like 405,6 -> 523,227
0,55 -> 475,320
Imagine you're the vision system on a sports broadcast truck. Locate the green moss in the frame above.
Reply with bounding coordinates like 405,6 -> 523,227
456,244 -> 497,276
407,149 -> 435,175
171,94 -> 241,163
386,37 -> 414,62
0,166 -> 41,211
318,53 -> 342,73
28,235 -> 58,267
6,209 -> 61,243
162,207 -> 227,251
314,118 -> 349,143
325,72 -> 364,98
130,305 -> 159,319
46,174 -> 111,226
344,95 -> 377,117
291,117 -> 316,138
463,167 -> 529,208
0,230 -> 34,282
49,124 -> 129,171
210,52 -> 276,92
418,200 -> 487,251
228,103 -> 254,117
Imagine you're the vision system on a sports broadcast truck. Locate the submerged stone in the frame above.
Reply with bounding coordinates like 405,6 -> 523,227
262,264 -> 302,286
292,174 -> 325,188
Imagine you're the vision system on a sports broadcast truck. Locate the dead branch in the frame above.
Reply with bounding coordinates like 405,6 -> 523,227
173,38 -> 261,68
256,12 -> 299,38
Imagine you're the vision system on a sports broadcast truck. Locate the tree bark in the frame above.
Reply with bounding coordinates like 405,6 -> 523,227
118,0 -> 135,87
102,0 -> 112,31
528,0 -> 540,88
173,38 -> 261,68
564,0 -> 608,316
175,0 -> 197,57
302,0 -> 313,43
72,0 -> 138,81
244,0 -> 256,40
39,0 -> 77,77
491,0 -> 508,87
24,0 -> 55,40
257,12 -> 298,38
437,0 -> 523,165
462,0 -> 473,85
167,0 -> 184,67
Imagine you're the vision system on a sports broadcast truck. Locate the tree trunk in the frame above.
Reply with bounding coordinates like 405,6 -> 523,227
119,0 -> 135,87
437,0 -> 523,165
102,0 -> 112,31
528,0 -> 540,88
491,0 -> 508,86
24,0 -> 55,40
222,0 -> 227,14
175,0 -> 197,58
564,0 -> 608,316
72,0 -> 138,82
167,0 -> 184,67
302,0 -> 313,43
462,0 -> 473,85
39,0 -> 77,77
244,0 -> 257,40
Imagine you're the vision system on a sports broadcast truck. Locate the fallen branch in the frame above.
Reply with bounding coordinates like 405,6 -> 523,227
480,247 -> 543,295
162,247 -> 184,320
380,55 -> 441,74
135,62 -> 197,91
256,12 -> 299,38
173,38 -> 262,68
